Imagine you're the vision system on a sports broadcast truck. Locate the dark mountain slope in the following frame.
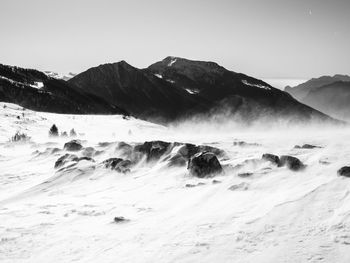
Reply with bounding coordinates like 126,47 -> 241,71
0,64 -> 127,115
69,57 -> 338,124
285,74 -> 350,101
147,57 -> 336,123
69,61 -> 211,121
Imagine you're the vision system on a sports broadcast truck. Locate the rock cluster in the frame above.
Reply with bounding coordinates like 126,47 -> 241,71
262,153 -> 305,171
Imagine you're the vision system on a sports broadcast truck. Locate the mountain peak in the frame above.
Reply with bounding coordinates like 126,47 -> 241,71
148,57 -> 227,75
161,56 -> 180,67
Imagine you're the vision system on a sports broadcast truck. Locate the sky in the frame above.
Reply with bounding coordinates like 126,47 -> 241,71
0,0 -> 349,79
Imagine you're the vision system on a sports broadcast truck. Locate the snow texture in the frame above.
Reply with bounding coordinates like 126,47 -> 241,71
242,80 -> 271,90
1,102 -> 350,263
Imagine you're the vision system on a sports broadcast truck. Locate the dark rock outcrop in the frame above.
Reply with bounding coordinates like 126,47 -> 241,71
279,155 -> 305,171
102,158 -> 132,173
114,216 -> 129,223
168,154 -> 188,167
177,143 -> 224,159
238,172 -> 253,178
262,153 -> 280,165
188,152 -> 223,178
64,140 -> 83,151
233,141 -> 260,147
294,144 -> 320,149
54,154 -> 79,168
54,154 -> 94,169
337,166 -> 350,177
134,141 -> 172,161
168,143 -> 224,167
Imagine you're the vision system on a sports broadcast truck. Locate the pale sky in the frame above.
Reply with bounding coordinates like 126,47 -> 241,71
0,0 -> 349,79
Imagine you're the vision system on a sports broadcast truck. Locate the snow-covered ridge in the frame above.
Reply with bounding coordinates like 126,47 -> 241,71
44,71 -> 76,81
242,79 -> 271,90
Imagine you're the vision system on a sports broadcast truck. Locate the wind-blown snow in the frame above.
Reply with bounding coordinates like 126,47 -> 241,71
1,102 -> 350,263
0,76 -> 43,90
154,73 -> 163,79
0,75 -> 17,85
242,80 -> 271,90
30,81 -> 44,89
185,88 -> 199,94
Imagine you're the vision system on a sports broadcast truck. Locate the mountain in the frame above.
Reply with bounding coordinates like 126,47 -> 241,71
69,56 -> 337,124
302,81 -> 350,121
285,74 -> 350,101
44,71 -> 77,81
0,64 -> 127,115
68,60 -> 207,121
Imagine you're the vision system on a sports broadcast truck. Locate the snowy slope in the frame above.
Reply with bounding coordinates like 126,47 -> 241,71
1,102 -> 350,263
44,71 -> 76,81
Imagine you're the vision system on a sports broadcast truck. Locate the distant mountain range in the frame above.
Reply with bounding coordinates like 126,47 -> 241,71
285,74 -> 350,121
0,58 -> 342,124
44,71 -> 76,81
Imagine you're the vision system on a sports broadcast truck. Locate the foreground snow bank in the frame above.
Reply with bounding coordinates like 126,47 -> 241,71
1,102 -> 350,263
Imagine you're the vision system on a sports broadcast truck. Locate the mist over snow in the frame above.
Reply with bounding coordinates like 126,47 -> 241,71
1,102 -> 350,263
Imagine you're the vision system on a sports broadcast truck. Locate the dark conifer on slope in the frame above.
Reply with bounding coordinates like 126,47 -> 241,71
49,124 -> 59,137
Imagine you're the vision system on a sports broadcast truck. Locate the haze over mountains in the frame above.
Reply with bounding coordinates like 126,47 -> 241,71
285,75 -> 350,121
0,57 -> 343,125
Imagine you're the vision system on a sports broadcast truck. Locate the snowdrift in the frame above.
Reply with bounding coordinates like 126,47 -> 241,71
1,102 -> 350,263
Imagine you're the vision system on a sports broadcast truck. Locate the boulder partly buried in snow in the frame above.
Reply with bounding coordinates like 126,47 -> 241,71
337,166 -> 350,177
187,152 -> 223,178
64,140 -> 83,151
102,158 -> 132,173
168,153 -> 188,167
54,154 -> 94,169
279,155 -> 305,171
54,153 -> 79,169
262,153 -> 280,165
177,143 -> 224,159
134,141 -> 172,161
294,144 -> 321,149
168,143 -> 224,167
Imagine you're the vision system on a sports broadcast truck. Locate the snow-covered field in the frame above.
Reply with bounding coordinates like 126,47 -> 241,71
1,102 -> 350,263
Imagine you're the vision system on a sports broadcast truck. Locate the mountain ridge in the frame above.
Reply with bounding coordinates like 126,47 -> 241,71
284,74 -> 350,101
0,63 -> 128,115
68,56 -> 340,124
